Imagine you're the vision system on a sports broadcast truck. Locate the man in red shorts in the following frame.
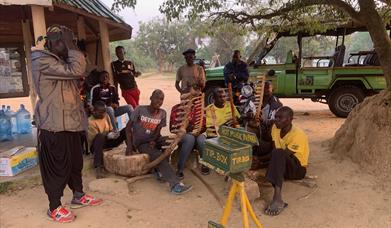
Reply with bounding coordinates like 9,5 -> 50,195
111,46 -> 141,108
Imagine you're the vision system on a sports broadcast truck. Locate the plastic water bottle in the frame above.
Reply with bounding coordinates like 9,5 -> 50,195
5,106 -> 17,134
0,110 -> 13,141
1,105 -> 5,112
16,104 -> 32,134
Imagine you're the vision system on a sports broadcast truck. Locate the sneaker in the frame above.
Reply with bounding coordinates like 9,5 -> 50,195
171,183 -> 193,195
201,165 -> 210,175
71,194 -> 103,209
176,171 -> 184,180
47,206 -> 75,223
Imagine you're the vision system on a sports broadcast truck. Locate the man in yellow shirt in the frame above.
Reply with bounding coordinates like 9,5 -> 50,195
264,106 -> 309,216
196,87 -> 240,174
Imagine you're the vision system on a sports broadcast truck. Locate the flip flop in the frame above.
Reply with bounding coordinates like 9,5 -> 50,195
264,202 -> 288,216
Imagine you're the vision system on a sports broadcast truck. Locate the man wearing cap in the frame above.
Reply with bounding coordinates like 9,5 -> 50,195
175,48 -> 206,94
32,25 -> 102,223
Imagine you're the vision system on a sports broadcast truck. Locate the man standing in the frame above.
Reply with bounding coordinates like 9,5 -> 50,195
264,106 -> 309,216
176,48 -> 206,94
223,50 -> 249,88
32,25 -> 102,223
90,70 -> 133,131
112,46 -> 141,108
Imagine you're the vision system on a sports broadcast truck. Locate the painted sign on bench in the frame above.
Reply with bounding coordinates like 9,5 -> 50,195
202,126 -> 258,175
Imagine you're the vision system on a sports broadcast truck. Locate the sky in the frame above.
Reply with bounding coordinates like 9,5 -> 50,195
101,0 -> 165,34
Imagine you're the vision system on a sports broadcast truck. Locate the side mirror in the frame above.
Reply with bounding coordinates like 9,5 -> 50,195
267,69 -> 275,76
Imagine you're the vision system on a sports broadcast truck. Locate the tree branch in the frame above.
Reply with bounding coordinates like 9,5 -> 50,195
377,0 -> 391,6
213,0 -> 363,25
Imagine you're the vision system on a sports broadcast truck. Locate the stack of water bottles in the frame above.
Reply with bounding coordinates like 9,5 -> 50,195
0,104 -> 32,142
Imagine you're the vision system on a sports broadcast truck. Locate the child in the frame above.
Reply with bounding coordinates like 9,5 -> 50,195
90,71 -> 133,131
88,101 -> 132,178
129,89 -> 192,194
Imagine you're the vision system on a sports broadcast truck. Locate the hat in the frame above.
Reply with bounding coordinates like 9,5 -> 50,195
182,48 -> 196,55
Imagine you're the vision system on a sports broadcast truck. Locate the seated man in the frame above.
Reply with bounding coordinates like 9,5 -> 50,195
90,70 -> 133,131
264,106 -> 309,216
170,100 -> 205,180
251,81 -> 283,168
129,89 -> 192,194
223,50 -> 249,88
88,101 -> 132,179
197,87 -> 240,175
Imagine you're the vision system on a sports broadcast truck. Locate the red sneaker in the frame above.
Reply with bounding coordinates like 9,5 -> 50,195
71,194 -> 103,209
47,206 -> 75,223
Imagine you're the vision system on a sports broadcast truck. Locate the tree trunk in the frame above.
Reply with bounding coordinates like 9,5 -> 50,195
246,34 -> 269,64
359,0 -> 391,90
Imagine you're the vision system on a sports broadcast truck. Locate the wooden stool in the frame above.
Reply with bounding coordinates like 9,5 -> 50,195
103,147 -> 150,177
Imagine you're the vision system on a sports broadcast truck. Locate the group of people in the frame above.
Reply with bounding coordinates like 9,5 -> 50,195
32,25 -> 310,223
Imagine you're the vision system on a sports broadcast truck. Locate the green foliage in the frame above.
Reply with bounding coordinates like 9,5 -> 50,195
114,18 -> 248,71
111,0 -> 137,12
110,40 -> 156,72
347,32 -> 373,53
135,19 -> 198,70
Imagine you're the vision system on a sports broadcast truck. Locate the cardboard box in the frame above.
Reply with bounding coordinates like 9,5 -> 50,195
116,113 -> 129,130
0,146 -> 38,176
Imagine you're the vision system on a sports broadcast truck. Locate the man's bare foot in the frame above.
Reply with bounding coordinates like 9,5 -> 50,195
264,201 -> 288,216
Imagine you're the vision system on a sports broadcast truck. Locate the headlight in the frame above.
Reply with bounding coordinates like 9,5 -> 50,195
241,85 -> 253,97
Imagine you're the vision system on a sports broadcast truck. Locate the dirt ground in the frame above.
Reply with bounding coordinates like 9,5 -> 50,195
1,73 -> 390,228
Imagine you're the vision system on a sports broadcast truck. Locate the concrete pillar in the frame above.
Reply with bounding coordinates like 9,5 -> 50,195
31,5 -> 46,49
22,20 -> 37,112
98,20 -> 113,83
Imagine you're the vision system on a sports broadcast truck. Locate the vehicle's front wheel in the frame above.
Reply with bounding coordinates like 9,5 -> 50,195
327,86 -> 365,118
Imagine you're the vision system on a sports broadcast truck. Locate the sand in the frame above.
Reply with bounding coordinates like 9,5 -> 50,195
0,73 -> 390,228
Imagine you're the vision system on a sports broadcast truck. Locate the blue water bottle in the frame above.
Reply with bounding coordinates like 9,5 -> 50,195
5,106 -> 17,134
16,104 -> 32,134
0,110 -> 13,141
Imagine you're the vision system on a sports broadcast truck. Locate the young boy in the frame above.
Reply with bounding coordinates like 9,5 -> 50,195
90,71 -> 133,131
88,101 -> 133,178
129,89 -> 192,194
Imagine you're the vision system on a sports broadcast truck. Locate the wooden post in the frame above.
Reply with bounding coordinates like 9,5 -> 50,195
22,20 -> 37,112
31,5 -> 46,49
77,16 -> 87,40
98,20 -> 113,83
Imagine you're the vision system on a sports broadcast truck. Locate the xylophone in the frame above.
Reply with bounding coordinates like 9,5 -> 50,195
142,90 -> 204,171
103,90 -> 205,177
247,74 -> 267,131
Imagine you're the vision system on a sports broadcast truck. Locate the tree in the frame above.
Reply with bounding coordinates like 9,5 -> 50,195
111,0 -> 391,181
135,19 -> 198,72
155,0 -> 391,89
110,40 -> 155,71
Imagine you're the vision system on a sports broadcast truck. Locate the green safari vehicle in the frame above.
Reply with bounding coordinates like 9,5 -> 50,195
204,25 -> 387,117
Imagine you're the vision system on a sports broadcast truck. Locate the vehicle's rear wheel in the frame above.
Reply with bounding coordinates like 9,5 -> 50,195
327,86 -> 365,118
